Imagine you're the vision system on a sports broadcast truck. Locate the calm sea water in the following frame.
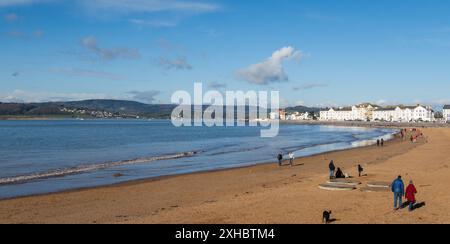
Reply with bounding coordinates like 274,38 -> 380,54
0,120 -> 395,199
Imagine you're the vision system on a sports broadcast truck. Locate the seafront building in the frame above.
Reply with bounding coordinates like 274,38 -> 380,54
444,105 -> 450,122
319,104 -> 377,121
372,105 -> 435,122
286,111 -> 313,121
319,104 -> 435,122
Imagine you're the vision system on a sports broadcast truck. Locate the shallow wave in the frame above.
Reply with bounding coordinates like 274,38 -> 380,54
0,151 -> 199,186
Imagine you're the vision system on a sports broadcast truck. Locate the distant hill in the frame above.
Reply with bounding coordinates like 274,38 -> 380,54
285,105 -> 321,114
0,99 -> 322,119
60,100 -> 176,118
0,100 -> 176,119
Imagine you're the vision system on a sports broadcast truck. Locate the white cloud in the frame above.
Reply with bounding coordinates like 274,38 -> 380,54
126,90 -> 161,104
80,36 -> 141,61
236,46 -> 303,85
49,67 -> 124,81
158,56 -> 193,70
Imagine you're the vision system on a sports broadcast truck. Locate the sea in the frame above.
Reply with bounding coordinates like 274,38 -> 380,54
0,119 -> 396,199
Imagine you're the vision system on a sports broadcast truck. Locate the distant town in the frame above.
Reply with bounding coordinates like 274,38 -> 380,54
275,104 -> 450,123
1,100 -> 450,123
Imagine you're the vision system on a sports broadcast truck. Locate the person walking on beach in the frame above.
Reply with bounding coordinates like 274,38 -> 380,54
358,164 -> 364,177
277,153 -> 283,166
377,139 -> 380,147
289,152 -> 295,167
391,176 -> 405,210
329,160 -> 336,179
381,138 -> 385,147
405,180 -> 418,212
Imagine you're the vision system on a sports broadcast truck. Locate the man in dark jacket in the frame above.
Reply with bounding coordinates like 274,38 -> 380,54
277,154 -> 283,166
329,160 -> 336,179
391,175 -> 405,210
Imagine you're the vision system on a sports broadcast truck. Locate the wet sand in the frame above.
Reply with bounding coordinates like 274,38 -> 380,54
1,128 -> 449,224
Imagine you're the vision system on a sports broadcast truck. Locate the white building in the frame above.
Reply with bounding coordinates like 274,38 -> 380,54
443,105 -> 450,122
269,112 -> 279,120
286,112 -> 313,121
372,105 -> 434,122
320,104 -> 376,121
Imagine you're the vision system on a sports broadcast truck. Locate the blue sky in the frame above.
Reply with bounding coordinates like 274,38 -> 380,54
1,0 -> 450,108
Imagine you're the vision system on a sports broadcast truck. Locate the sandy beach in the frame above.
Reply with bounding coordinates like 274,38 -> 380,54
1,127 -> 449,224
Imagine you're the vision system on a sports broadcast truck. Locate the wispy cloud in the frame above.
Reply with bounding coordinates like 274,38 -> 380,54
0,0 -> 46,8
3,13 -> 18,22
236,46 -> 303,85
292,83 -> 328,91
304,12 -> 338,22
80,0 -> 220,14
0,0 -> 221,13
5,29 -> 44,39
80,36 -> 141,61
33,30 -> 44,38
6,30 -> 26,38
130,18 -> 178,28
0,89 -> 113,103
49,67 -> 124,81
208,81 -> 227,89
126,90 -> 161,104
158,56 -> 193,70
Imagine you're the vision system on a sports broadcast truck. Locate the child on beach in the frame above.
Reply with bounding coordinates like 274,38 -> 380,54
358,164 -> 364,177
405,180 -> 418,212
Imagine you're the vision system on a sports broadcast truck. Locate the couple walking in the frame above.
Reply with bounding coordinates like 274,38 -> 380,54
392,176 -> 418,211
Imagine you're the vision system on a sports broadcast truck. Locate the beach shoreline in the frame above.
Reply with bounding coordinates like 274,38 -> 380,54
3,127 -> 447,224
0,126 -> 399,201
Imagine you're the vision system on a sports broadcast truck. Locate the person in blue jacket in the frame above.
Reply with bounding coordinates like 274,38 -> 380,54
391,175 -> 405,210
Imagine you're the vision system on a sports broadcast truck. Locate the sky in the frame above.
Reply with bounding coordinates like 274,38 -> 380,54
1,0 -> 450,108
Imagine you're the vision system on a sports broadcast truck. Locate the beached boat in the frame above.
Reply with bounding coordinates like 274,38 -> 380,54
367,181 -> 391,188
318,184 -> 357,191
360,186 -> 390,192
327,179 -> 361,186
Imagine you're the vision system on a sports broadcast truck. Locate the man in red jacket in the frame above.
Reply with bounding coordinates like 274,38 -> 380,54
405,180 -> 418,212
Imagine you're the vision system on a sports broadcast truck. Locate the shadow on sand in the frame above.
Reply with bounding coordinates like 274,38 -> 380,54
325,218 -> 339,224
400,201 -> 426,211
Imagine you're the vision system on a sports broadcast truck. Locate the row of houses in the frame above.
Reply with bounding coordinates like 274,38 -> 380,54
270,104 -> 450,123
444,105 -> 450,122
319,104 -> 442,122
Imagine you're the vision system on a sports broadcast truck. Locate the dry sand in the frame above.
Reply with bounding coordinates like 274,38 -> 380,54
1,128 -> 449,224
